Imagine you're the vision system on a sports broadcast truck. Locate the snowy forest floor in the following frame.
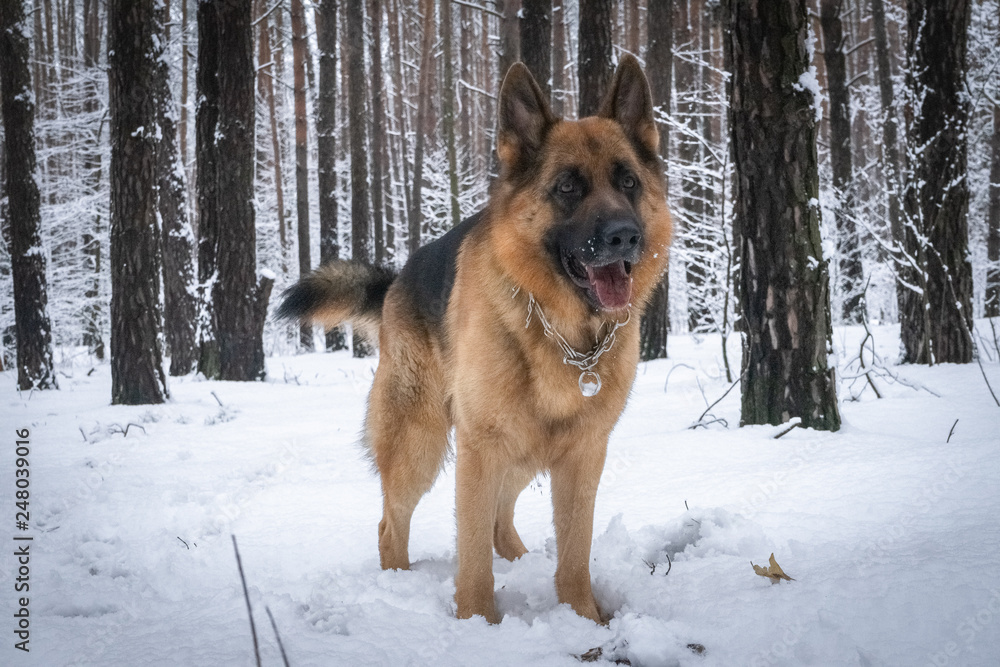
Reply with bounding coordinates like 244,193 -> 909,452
2,323 -> 999,666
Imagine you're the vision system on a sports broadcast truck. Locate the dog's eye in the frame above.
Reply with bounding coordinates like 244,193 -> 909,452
559,180 -> 576,194
621,174 -> 637,189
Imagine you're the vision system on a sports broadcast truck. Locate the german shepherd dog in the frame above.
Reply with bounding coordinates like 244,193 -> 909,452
278,54 -> 671,624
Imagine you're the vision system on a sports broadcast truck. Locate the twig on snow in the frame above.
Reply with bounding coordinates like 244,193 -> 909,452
108,423 -> 146,437
688,370 -> 745,429
232,535 -> 262,667
265,606 -> 291,667
774,418 -> 802,439
946,419 -> 959,443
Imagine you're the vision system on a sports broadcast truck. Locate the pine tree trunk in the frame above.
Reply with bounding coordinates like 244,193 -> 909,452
820,0 -> 862,324
108,0 -> 166,404
387,0 -> 411,243
987,99 -> 1000,318
899,0 -> 973,364
675,1 -> 708,333
625,0 -> 640,55
256,4 -> 289,274
480,9 -> 494,158
347,0 -> 374,357
577,0 -> 612,118
409,0 -> 435,255
317,0 -> 339,269
291,0 -> 314,351
1,0 -> 57,391
552,0 -> 566,116
726,0 -> 841,431
639,0 -> 672,362
498,0 -> 520,82
31,0 -> 47,114
155,1 -> 198,376
196,0 -> 222,378
440,0 -> 461,229
520,0 -> 551,96
81,0 -> 104,360
371,0 -> 389,258
459,5 -> 472,169
197,0 -> 272,380
180,0 -> 189,180
316,0 -> 347,350
871,0 -> 906,319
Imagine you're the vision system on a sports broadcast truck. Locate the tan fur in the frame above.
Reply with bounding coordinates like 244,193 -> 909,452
293,57 -> 672,625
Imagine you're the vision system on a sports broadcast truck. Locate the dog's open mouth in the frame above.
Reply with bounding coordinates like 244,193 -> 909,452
562,253 -> 633,311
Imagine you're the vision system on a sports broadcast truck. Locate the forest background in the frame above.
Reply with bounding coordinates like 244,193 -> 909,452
0,0 -> 998,398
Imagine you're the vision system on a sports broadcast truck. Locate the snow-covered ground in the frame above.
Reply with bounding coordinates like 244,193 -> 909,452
2,324 -> 999,666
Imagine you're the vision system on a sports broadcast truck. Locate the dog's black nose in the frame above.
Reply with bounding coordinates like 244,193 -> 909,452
590,218 -> 642,264
601,219 -> 641,250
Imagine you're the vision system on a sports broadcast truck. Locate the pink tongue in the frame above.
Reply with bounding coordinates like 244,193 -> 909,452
585,261 -> 632,310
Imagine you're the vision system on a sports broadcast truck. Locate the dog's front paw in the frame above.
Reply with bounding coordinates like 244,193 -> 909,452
455,592 -> 501,624
570,596 -> 603,625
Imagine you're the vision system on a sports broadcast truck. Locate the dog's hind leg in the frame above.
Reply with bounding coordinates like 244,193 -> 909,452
494,469 -> 532,561
367,339 -> 449,571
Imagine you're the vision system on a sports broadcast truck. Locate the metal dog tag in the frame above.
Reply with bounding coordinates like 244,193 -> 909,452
579,371 -> 601,397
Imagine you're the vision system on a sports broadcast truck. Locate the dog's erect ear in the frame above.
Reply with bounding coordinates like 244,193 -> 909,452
598,54 -> 659,162
497,62 -> 557,172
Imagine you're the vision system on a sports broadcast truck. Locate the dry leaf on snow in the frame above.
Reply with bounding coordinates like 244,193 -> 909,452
751,553 -> 795,583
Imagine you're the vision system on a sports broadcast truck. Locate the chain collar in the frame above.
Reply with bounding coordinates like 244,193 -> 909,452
511,287 -> 630,397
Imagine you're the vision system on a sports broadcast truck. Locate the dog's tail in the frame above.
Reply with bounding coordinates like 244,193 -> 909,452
276,261 -> 397,341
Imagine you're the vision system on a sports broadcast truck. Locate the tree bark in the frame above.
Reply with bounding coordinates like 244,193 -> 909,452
108,0 -> 167,403
316,0 -> 347,350
181,0 -> 189,179
459,4 -> 473,168
577,0 -> 613,117
520,0 -> 551,97
987,98 -> 1000,317
675,0 -> 708,333
899,0 -> 973,364
347,0 -> 374,356
196,0 -> 222,377
1,0 -> 57,391
870,0 -> 906,319
32,0 -> 47,113
371,0 -> 389,257
197,0 -> 271,380
291,0 -> 313,350
257,3 -> 289,273
639,0 -> 672,361
552,0 -> 566,116
726,0 -> 841,431
441,0 -> 461,229
155,0 -> 198,376
409,0 -> 435,255
498,0 -> 520,83
625,0 -> 640,55
81,0 -> 104,359
387,0 -> 411,245
820,0 -> 862,324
